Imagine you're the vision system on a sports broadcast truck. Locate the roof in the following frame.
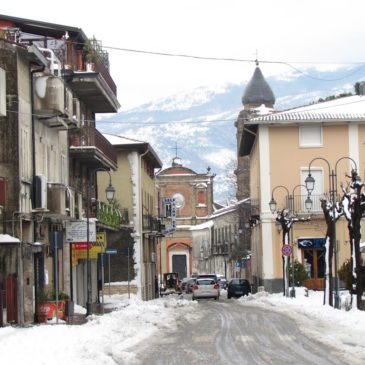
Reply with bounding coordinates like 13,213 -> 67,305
240,95 -> 365,156
157,165 -> 197,176
242,66 -> 275,106
0,14 -> 87,41
249,95 -> 365,124
103,133 -> 162,168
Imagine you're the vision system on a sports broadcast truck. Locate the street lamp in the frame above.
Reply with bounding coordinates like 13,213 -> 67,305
305,156 -> 357,309
86,168 -> 115,316
269,185 -> 312,297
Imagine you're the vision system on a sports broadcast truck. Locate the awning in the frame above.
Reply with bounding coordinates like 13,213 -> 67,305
0,234 -> 21,245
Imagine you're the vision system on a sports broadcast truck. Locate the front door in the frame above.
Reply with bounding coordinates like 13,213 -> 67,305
303,249 -> 325,290
172,255 -> 187,279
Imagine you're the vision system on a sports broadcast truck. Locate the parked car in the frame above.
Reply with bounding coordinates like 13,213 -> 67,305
217,277 -> 227,290
196,274 -> 218,283
180,277 -> 189,292
192,278 -> 220,300
186,278 -> 197,293
227,279 -> 251,299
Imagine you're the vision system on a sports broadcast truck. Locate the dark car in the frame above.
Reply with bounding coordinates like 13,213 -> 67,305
186,278 -> 197,293
227,279 -> 251,299
180,277 -> 189,292
218,277 -> 227,290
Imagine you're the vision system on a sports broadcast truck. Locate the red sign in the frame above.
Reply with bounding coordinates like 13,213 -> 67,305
74,243 -> 92,250
281,244 -> 292,256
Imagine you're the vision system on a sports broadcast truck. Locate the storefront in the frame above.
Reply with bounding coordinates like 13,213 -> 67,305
298,237 -> 326,290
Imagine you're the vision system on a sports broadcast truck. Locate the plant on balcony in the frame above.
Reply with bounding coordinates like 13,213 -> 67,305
84,36 -> 101,69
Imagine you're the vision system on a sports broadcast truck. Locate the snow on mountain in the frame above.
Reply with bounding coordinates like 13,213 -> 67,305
97,66 -> 365,203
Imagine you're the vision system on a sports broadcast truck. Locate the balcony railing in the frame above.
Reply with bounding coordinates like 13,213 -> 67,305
297,194 -> 341,213
143,214 -> 161,232
96,201 -> 121,229
69,123 -> 117,167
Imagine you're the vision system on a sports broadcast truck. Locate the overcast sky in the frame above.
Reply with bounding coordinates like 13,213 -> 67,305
2,0 -> 365,110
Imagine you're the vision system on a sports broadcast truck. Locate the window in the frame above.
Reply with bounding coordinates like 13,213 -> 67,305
20,128 -> 30,181
299,125 -> 322,147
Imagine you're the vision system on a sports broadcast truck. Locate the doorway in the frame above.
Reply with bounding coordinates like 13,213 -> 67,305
172,254 -> 187,279
302,249 -> 325,290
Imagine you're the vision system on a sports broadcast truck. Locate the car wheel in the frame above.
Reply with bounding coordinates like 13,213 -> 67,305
227,294 -> 231,299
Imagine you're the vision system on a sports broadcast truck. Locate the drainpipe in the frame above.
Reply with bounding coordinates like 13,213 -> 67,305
30,64 -> 45,323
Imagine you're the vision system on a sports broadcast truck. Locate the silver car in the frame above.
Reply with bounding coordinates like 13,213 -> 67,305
192,278 -> 220,300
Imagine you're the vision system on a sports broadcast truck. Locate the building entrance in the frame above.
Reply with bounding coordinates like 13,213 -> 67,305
172,254 -> 187,279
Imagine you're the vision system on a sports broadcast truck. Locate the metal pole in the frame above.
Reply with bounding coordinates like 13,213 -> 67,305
127,246 -> 130,299
101,252 -> 104,314
86,173 -> 92,316
108,253 -> 111,297
331,170 -> 340,309
55,232 -> 59,324
289,195 -> 296,298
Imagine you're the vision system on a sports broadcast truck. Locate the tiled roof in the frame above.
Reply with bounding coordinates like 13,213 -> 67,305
248,95 -> 365,124
250,111 -> 365,123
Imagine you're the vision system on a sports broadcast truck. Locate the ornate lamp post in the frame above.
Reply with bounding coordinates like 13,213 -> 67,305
86,168 -> 115,316
305,156 -> 357,309
269,185 -> 312,297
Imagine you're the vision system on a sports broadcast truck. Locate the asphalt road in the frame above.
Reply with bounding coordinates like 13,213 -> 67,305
131,295 -> 350,365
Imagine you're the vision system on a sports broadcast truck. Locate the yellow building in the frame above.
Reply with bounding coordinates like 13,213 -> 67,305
238,66 -> 365,295
100,134 -> 162,301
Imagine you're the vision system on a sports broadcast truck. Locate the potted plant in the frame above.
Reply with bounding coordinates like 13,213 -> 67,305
36,288 -> 51,323
84,36 -> 100,71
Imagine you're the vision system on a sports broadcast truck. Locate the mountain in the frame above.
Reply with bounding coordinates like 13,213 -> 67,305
96,66 -> 365,203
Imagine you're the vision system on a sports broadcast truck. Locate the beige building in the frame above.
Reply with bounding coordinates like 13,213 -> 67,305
101,134 -> 162,301
238,66 -> 365,294
191,199 -> 251,280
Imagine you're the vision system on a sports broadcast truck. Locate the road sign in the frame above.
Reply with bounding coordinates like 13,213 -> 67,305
105,249 -> 117,255
281,244 -> 292,256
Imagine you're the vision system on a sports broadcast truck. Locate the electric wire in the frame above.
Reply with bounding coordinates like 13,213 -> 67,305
67,40 -> 365,82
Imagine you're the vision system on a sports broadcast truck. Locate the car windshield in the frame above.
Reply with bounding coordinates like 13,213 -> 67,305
231,279 -> 249,285
197,279 -> 215,285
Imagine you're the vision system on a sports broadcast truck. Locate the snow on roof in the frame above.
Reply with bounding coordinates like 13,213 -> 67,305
190,220 -> 214,231
249,95 -> 365,124
0,234 -> 20,244
103,133 -> 145,145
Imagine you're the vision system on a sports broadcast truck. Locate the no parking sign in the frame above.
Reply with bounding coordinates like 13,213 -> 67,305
281,244 -> 292,256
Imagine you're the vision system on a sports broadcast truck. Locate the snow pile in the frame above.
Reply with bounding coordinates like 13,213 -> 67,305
0,294 -> 196,365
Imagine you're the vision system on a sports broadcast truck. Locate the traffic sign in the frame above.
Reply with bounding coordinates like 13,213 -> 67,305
281,244 -> 292,256
105,249 -> 117,255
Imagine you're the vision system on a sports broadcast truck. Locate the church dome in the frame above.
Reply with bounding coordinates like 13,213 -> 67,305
242,66 -> 275,108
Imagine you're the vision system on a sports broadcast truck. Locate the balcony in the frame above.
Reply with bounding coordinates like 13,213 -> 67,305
95,201 -> 121,230
143,214 -> 161,232
69,123 -> 117,170
69,61 -> 120,113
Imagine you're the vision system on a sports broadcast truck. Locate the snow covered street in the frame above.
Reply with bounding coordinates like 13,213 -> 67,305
0,288 -> 364,364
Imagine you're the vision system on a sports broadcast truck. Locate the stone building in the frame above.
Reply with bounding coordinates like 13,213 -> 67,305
0,15 -> 120,324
